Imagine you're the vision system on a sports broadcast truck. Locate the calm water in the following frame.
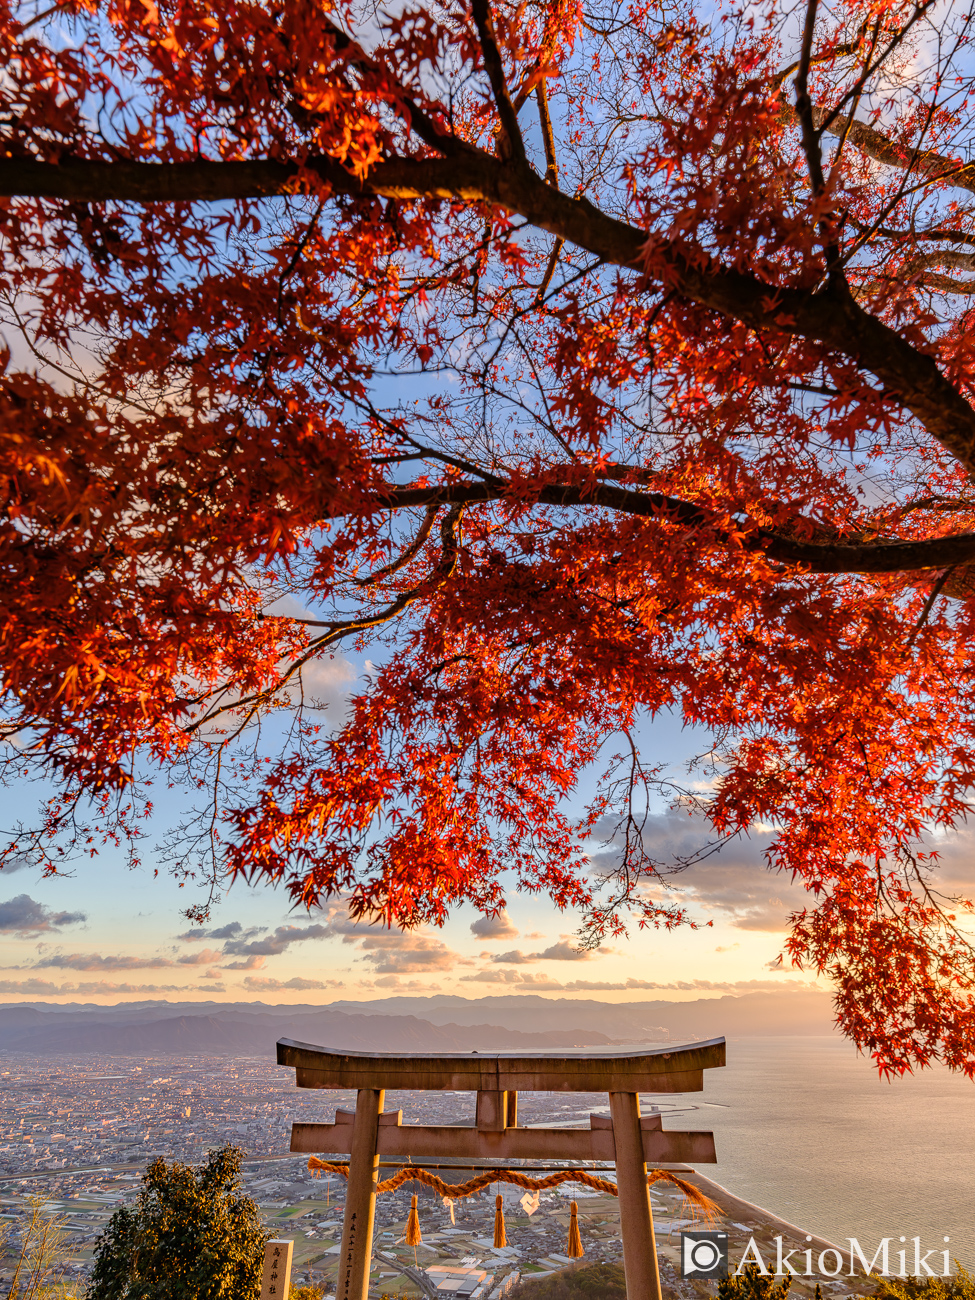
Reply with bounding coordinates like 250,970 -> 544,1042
652,1036 -> 975,1269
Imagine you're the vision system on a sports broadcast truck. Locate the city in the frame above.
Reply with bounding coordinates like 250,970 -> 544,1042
0,1054 -> 874,1300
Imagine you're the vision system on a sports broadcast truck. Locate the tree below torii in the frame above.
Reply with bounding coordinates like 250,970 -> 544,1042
2,0 -> 975,1073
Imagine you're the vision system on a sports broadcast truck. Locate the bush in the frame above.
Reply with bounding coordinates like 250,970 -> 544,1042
873,1267 -> 975,1300
718,1265 -> 822,1300
507,1262 -> 627,1300
86,1146 -> 268,1300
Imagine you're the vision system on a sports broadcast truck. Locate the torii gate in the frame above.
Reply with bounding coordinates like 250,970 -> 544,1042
277,1037 -> 725,1300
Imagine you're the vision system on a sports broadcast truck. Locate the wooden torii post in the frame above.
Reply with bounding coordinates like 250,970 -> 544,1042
277,1038 -> 725,1300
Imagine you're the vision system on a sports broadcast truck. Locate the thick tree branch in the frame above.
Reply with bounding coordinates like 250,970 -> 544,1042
470,0 -> 526,163
779,103 -> 975,196
794,0 -> 829,198
4,150 -> 975,477
536,80 -> 559,187
344,478 -> 975,575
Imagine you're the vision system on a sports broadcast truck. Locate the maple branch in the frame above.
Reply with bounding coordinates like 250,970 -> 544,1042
355,478 -> 975,575
4,151 -> 975,477
470,0 -> 527,163
905,567 -> 956,650
794,0 -> 828,199
184,507 -> 466,732
314,15 -> 471,159
532,79 -> 563,303
779,103 -> 975,197
351,506 -> 438,586
534,237 -> 564,304
536,80 -> 559,187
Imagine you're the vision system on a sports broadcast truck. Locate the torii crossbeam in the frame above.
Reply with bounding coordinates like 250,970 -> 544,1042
277,1037 -> 726,1300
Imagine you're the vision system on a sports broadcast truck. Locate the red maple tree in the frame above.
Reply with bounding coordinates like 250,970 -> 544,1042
2,0 -> 975,1071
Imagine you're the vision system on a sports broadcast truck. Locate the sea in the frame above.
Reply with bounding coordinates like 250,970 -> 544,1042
650,1036 -> 975,1271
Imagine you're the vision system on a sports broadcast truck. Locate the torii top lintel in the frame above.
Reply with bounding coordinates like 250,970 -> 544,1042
276,1036 -> 725,1093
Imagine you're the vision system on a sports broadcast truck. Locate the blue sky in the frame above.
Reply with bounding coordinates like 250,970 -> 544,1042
5,639 -> 975,1007
0,649 -> 831,1005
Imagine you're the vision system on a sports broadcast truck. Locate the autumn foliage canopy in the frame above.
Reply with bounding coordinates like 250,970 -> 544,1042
4,0 -> 975,1071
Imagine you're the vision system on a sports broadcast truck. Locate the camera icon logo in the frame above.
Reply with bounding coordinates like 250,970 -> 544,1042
681,1230 -> 729,1279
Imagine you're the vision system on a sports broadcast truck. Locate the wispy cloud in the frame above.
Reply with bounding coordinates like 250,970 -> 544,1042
35,952 -> 174,971
459,969 -> 565,990
223,924 -> 330,957
241,975 -> 339,991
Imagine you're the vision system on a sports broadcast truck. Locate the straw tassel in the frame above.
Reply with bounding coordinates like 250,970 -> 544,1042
566,1201 -> 583,1258
406,1194 -> 423,1246
493,1194 -> 507,1248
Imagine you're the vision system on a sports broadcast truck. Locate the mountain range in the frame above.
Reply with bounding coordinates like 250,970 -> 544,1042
0,989 -> 836,1055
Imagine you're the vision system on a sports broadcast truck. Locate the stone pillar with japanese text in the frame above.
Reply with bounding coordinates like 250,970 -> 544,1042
261,1239 -> 294,1300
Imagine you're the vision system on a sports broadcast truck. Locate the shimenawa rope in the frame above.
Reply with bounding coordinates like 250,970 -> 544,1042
307,1156 -> 717,1213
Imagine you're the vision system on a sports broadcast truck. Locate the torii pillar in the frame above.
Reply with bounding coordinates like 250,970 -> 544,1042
277,1038 -> 726,1300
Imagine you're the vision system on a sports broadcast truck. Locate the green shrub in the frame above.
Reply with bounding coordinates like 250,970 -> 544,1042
86,1146 -> 268,1300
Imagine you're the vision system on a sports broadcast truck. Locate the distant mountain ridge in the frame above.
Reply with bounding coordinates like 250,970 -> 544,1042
0,1004 -> 617,1056
0,989 -> 837,1055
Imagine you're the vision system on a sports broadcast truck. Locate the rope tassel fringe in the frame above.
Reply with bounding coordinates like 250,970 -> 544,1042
406,1193 -> 422,1246
494,1194 -> 506,1248
566,1201 -> 583,1258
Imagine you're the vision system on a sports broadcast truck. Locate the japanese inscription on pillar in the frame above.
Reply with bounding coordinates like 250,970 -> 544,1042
261,1239 -> 294,1300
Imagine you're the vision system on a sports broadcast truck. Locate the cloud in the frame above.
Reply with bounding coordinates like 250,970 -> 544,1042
211,898 -> 465,978
357,932 -> 464,974
241,976 -> 337,991
0,977 -> 62,995
0,978 -> 185,995
35,952 -> 173,971
591,810 -> 975,934
0,895 -> 87,937
917,826 -> 975,898
249,624 -> 355,723
176,921 -> 257,942
202,969 -> 224,980
223,924 -> 330,957
293,655 -> 358,718
210,922 -> 248,939
491,940 -> 591,964
373,975 -> 441,990
176,949 -> 225,966
470,911 -> 519,940
715,943 -> 741,953
562,977 -> 821,993
0,854 -> 32,875
591,809 -> 806,932
459,969 -> 565,990
72,982 -> 185,994
461,971 -> 821,994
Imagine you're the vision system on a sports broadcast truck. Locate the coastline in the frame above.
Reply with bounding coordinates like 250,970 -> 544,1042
682,1168 -> 845,1255
652,1166 -> 876,1292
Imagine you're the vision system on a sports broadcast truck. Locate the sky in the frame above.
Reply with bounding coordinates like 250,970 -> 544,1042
0,836 -> 823,1005
2,650 -> 974,1008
